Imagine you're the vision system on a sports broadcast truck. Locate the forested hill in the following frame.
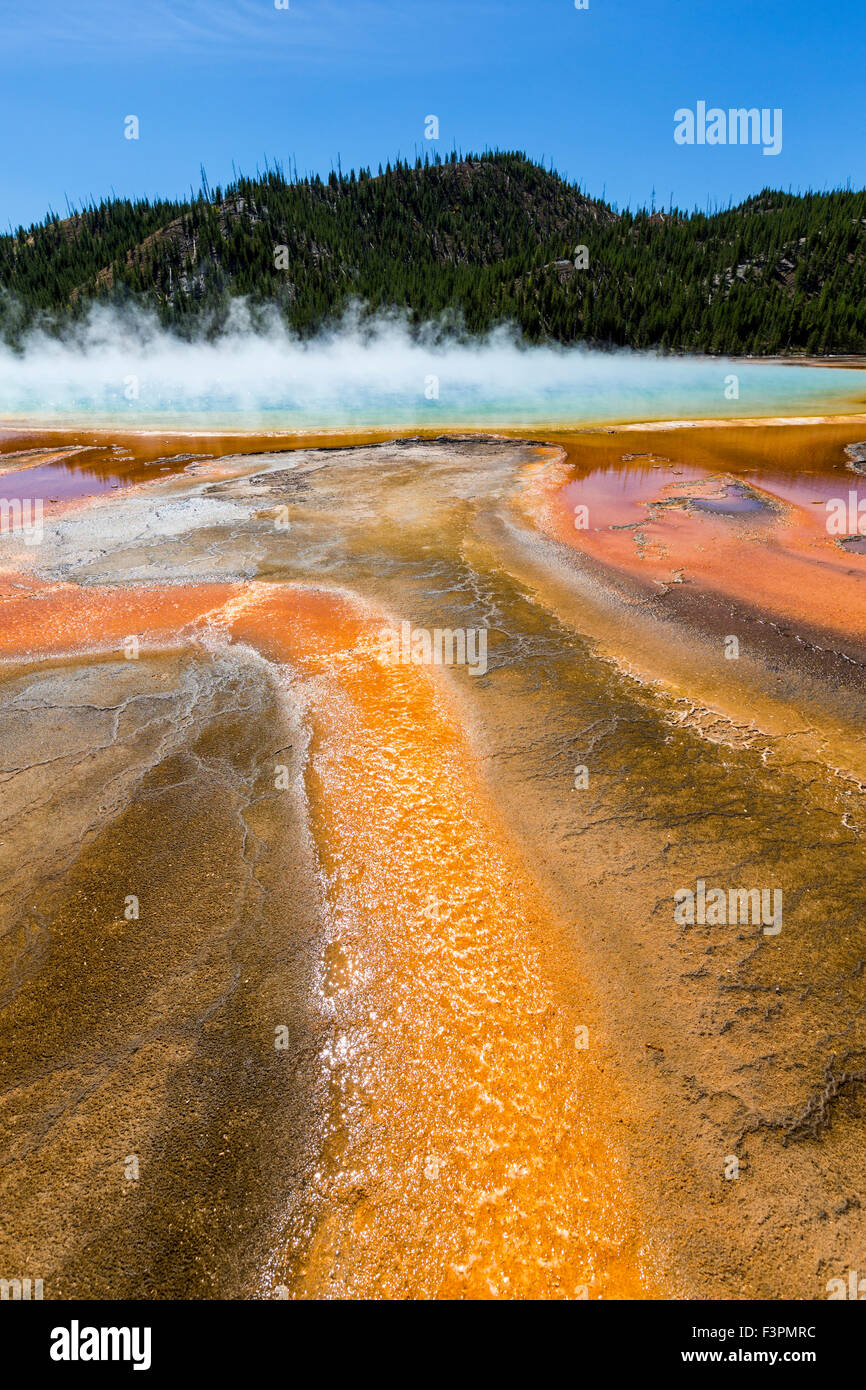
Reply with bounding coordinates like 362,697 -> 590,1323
1,151 -> 865,355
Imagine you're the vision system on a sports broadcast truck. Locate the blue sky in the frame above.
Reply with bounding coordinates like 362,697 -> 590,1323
1,0 -> 862,228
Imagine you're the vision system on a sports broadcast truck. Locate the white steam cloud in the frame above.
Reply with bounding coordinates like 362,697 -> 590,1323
0,301 -> 860,427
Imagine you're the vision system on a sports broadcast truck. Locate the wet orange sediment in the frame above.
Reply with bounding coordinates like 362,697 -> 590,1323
0,427 -> 453,535
0,578 -> 244,658
231,586 -> 659,1298
0,447 -> 99,477
520,424 -> 866,646
0,426 -> 420,499
0,441 -> 188,500
0,576 -> 661,1299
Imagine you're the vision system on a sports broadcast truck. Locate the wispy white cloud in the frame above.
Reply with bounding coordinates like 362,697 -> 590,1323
0,0 -> 423,63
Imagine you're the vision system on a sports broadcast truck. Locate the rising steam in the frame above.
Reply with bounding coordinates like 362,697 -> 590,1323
0,300 -> 860,427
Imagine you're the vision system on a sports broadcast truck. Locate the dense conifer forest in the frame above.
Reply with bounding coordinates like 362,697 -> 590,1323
1,151 -> 864,354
